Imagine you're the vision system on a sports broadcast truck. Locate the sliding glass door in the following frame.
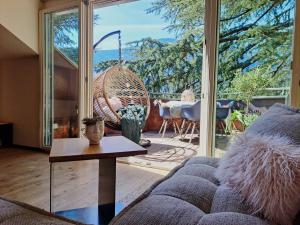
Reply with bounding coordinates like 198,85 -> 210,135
213,0 -> 296,157
43,8 -> 80,146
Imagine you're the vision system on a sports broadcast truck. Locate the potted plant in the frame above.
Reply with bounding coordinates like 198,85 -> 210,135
82,116 -> 104,145
226,110 -> 260,134
226,110 -> 245,133
227,67 -> 271,113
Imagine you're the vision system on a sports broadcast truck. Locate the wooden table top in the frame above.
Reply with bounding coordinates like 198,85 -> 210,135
49,136 -> 147,163
0,122 -> 12,125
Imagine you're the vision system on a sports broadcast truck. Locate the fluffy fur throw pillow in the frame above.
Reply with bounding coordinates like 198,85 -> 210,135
216,134 -> 300,225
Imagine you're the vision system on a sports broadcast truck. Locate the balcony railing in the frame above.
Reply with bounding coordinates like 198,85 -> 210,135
149,87 -> 290,101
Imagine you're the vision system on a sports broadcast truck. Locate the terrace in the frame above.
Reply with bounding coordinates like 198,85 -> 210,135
112,87 -> 289,170
45,0 -> 293,171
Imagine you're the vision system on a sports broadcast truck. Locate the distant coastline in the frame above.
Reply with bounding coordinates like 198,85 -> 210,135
93,38 -> 176,64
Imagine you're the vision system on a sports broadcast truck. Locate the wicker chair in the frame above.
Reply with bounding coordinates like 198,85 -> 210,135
93,65 -> 150,130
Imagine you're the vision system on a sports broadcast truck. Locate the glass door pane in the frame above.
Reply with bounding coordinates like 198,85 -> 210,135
213,0 -> 296,157
43,13 -> 54,146
43,8 -> 80,146
91,0 -> 203,167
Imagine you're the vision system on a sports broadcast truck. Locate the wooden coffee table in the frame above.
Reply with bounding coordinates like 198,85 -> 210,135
49,136 -> 147,225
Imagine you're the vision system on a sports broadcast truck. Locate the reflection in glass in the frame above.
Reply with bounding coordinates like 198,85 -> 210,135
43,8 -> 80,146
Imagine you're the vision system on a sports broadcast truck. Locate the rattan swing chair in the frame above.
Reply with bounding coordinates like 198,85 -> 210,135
93,30 -> 150,130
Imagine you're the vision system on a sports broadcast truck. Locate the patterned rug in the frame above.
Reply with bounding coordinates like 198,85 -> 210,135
118,131 -> 199,171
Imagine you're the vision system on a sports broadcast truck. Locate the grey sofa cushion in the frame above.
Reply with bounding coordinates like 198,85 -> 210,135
151,175 -> 217,213
0,198 -> 81,225
186,156 -> 219,168
0,199 -> 28,223
174,163 -> 219,185
111,195 -> 205,225
211,185 -> 252,214
197,212 -> 269,225
110,157 -> 271,225
245,103 -> 300,144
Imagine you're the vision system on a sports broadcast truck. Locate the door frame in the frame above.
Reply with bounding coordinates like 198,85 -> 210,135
39,1 -> 87,148
199,0 -> 220,156
291,0 -> 300,107
201,0 -> 300,156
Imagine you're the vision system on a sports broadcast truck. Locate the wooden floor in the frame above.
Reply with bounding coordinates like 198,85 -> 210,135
0,148 -> 167,212
0,133 -> 229,212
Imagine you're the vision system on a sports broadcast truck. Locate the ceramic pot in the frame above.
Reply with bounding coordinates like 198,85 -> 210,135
85,120 -> 104,145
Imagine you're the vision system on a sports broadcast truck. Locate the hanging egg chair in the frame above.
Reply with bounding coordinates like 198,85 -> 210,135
93,30 -> 150,131
93,65 -> 150,130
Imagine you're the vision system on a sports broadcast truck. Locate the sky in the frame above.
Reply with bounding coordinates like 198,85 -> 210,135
93,0 -> 176,50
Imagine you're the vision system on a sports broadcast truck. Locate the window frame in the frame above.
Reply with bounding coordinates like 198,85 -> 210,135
39,0 -> 300,154
39,1 -> 86,148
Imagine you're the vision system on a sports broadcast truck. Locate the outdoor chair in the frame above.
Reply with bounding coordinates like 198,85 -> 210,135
216,103 -> 232,134
180,100 -> 201,143
157,102 -> 180,138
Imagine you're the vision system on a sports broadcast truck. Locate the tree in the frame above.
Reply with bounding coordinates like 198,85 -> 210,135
217,0 -> 294,91
95,0 -> 295,95
53,11 -> 99,65
227,67 -> 272,112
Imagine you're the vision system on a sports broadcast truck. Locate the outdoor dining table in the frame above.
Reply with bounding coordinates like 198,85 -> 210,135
163,101 -> 194,118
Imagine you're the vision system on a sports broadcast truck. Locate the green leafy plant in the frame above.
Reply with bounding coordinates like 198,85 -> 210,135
226,110 -> 260,133
228,68 -> 273,112
241,113 -> 260,128
225,110 -> 244,133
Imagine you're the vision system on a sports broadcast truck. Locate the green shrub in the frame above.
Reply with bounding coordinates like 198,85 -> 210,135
228,68 -> 273,112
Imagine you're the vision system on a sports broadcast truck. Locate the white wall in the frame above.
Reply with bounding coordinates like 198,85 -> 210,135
0,0 -> 40,53
0,56 -> 40,147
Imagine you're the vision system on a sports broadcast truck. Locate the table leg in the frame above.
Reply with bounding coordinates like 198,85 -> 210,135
98,158 -> 116,224
50,162 -> 53,213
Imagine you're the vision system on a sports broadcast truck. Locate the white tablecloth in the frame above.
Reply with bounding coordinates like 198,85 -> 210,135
163,101 -> 194,118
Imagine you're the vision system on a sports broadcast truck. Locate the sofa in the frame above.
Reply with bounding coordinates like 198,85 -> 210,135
0,197 -> 83,225
111,104 -> 300,225
110,157 -> 269,225
111,156 -> 300,225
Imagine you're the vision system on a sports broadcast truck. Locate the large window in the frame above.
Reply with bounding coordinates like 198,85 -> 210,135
91,0 -> 202,97
41,0 -> 299,156
213,0 -> 296,157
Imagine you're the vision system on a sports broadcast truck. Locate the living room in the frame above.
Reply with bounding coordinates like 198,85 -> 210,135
0,0 -> 300,225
